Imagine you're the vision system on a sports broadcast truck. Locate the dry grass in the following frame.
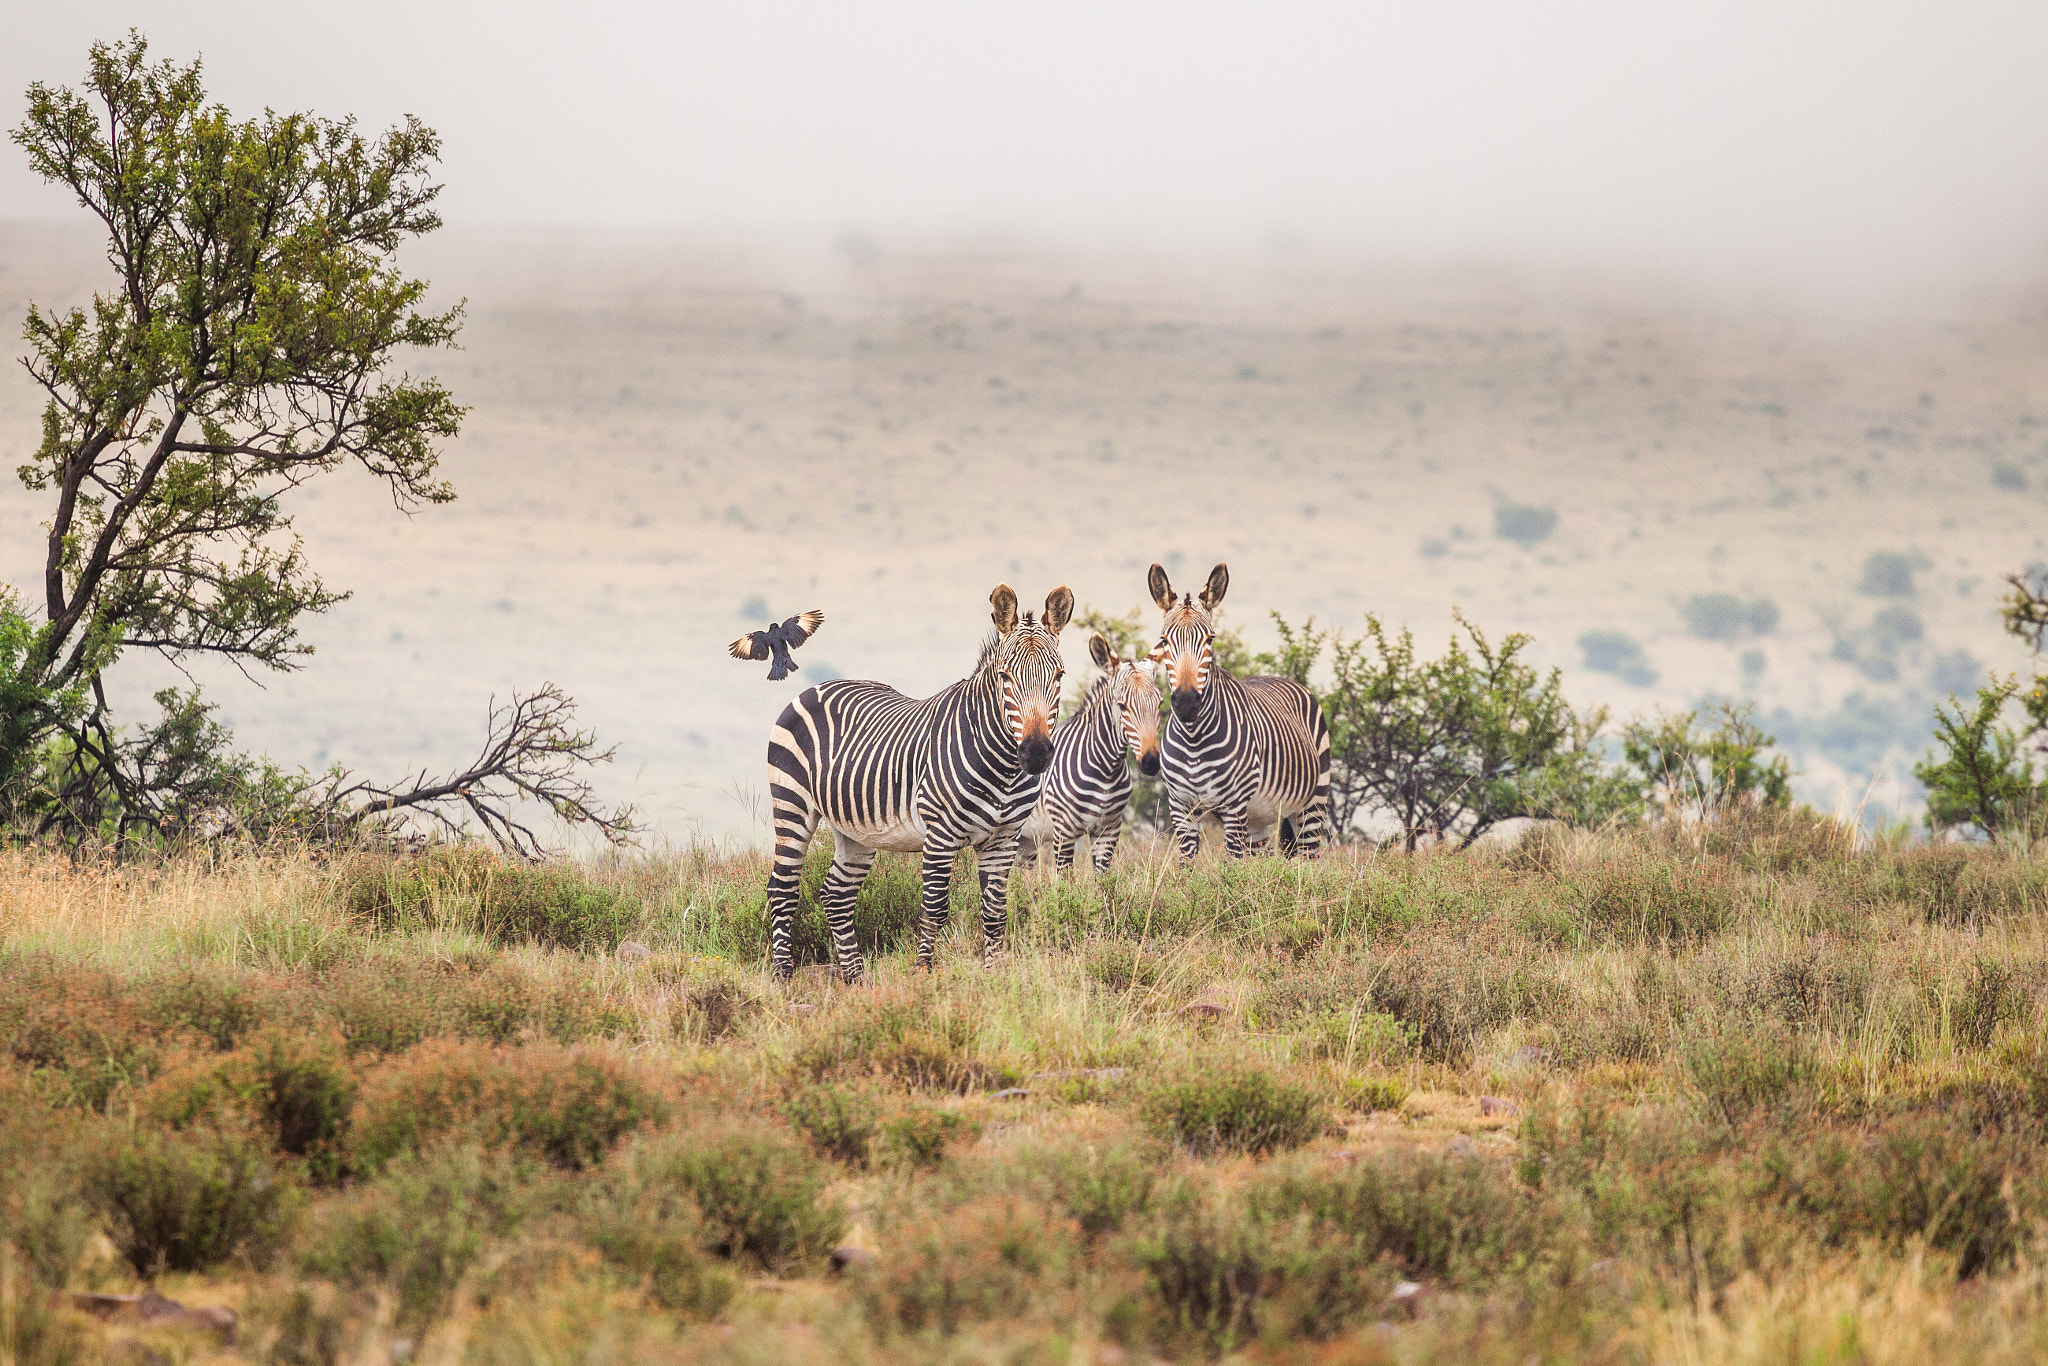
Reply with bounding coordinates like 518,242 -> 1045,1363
5,819 -> 2048,1362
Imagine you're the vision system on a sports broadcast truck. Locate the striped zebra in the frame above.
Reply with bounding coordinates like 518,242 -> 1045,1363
1148,562 -> 1331,859
764,584 -> 1073,982
1018,632 -> 1162,872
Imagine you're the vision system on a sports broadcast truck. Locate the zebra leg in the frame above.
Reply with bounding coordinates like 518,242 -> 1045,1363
765,786 -> 821,979
1092,826 -> 1120,872
1169,795 -> 1202,862
914,840 -> 962,971
1053,830 -> 1078,872
823,832 -> 877,984
1279,816 -> 1298,857
1221,808 -> 1252,858
977,834 -> 1022,963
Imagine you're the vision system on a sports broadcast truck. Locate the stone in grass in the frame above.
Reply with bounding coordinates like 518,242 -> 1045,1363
1479,1096 -> 1518,1118
616,940 -> 653,964
1445,1135 -> 1477,1158
1183,1001 -> 1228,1020
989,1087 -> 1032,1100
1389,1280 -> 1426,1317
1507,1045 -> 1552,1069
69,1293 -> 236,1344
787,1002 -> 816,1015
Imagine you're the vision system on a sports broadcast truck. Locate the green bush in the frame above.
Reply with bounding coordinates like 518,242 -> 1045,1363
1684,1023 -> 1816,1128
879,1106 -> 978,1169
792,994 -> 1013,1093
342,849 -> 641,952
81,1120 -> 299,1275
620,1125 -> 846,1273
299,1144 -> 540,1327
858,1197 -> 1082,1336
577,1161 -> 735,1317
1571,859 -> 1733,944
1139,1065 -> 1322,1157
350,1041 -> 666,1173
782,1083 -> 883,1166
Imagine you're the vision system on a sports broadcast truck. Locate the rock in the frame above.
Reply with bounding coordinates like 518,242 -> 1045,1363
1027,1067 -> 1128,1084
829,1244 -> 877,1273
616,940 -> 653,964
68,1293 -> 236,1343
787,1002 -> 816,1015
1508,1045 -> 1552,1069
1445,1135 -> 1478,1159
990,1087 -> 1032,1100
1183,1001 -> 1227,1020
389,1338 -> 416,1365
1389,1280 -> 1426,1317
1332,1149 -> 1359,1164
1478,1096 -> 1518,1118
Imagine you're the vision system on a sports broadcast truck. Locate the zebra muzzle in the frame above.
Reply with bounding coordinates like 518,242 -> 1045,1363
1021,733 -> 1054,773
1172,687 -> 1204,723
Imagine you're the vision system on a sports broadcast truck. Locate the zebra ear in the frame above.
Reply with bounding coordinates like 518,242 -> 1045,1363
990,583 -> 1019,636
1148,563 -> 1175,611
1088,632 -> 1114,670
1198,562 -> 1230,611
1043,586 -> 1074,635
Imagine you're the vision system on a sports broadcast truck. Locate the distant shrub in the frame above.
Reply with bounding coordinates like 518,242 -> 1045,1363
1859,550 -> 1916,597
82,1121 -> 300,1275
792,993 -> 1013,1093
782,1082 -> 883,1166
1929,649 -> 1984,699
1684,1023 -> 1816,1128
1493,502 -> 1557,549
1571,859 -> 1734,944
300,1144 -> 539,1327
1085,939 -> 1161,992
1871,604 -> 1924,646
1992,461 -> 2028,491
879,1106 -> 979,1169
147,1028 -> 358,1183
1740,648 -> 1767,678
1578,629 -> 1657,686
342,849 -> 640,952
578,1159 -> 734,1317
144,968 -> 270,1050
1140,1065 -> 1322,1157
350,1041 -> 666,1173
619,1125 -> 846,1272
1681,594 -> 1779,641
1331,1076 -> 1409,1113
860,1197 -> 1083,1336
1007,1137 -> 1160,1240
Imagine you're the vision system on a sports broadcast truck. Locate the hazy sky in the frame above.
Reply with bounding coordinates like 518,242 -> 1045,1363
5,2 -> 2048,293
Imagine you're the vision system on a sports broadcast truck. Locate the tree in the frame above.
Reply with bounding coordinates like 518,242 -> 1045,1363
1915,566 -> 2048,842
1296,611 -> 1630,848
1620,703 -> 1792,823
3,35 -> 630,851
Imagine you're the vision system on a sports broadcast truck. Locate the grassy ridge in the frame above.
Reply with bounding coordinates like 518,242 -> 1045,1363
4,817 -> 2048,1363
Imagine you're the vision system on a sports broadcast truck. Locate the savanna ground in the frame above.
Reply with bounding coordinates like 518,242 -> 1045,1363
7,818 -> 2048,1364
7,224 -> 2048,838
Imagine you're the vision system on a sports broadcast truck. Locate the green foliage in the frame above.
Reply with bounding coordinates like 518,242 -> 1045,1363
859,1197 -> 1083,1336
1492,502 -> 1558,549
879,1106 -> 979,1169
1139,1064 -> 1323,1156
1684,1023 -> 1817,1128
299,1144 -> 539,1326
1302,610 -> 1631,845
81,1120 -> 300,1274
1915,677 -> 2047,842
577,1158 -> 735,1317
349,1042 -> 665,1173
782,1082 -> 883,1166
1622,702 -> 1792,821
1578,628 -> 1656,686
345,848 -> 643,951
619,1126 -> 846,1272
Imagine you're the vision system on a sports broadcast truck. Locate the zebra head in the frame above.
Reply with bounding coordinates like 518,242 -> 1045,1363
1089,632 -> 1162,777
1147,561 -> 1229,725
990,582 -> 1074,775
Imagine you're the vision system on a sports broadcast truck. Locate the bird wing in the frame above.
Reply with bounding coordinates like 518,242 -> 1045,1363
728,632 -> 771,661
781,610 -> 824,647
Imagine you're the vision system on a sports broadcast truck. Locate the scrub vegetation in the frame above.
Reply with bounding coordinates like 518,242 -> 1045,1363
7,817 -> 2048,1364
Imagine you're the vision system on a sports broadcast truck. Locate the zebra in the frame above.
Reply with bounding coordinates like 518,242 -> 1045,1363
1017,631 -> 1162,872
763,583 -> 1073,982
1147,561 -> 1331,859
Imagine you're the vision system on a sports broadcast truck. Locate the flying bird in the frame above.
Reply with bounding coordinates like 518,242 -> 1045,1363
728,610 -> 824,681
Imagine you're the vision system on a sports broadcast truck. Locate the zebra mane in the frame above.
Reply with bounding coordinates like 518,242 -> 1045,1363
974,629 -> 1003,674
